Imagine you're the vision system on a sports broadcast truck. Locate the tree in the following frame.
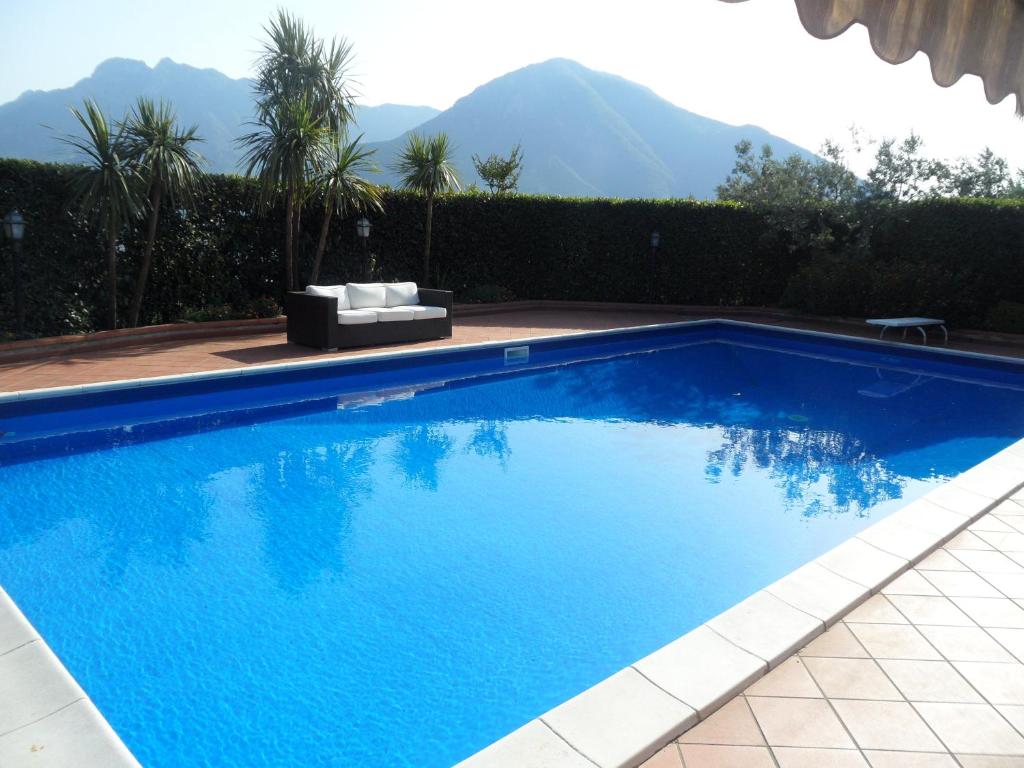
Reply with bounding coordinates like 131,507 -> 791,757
310,133 -> 383,284
716,140 -> 859,207
471,143 -> 523,194
122,97 -> 205,327
942,147 -> 1012,198
62,99 -> 144,329
863,132 -> 947,202
393,133 -> 461,285
239,10 -> 355,290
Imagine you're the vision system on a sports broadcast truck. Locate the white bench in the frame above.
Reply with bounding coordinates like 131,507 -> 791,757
866,317 -> 947,344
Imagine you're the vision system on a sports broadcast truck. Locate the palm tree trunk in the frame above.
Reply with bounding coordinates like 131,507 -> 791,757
311,202 -> 334,285
129,183 -> 161,328
106,231 -> 118,329
284,188 -> 295,292
423,190 -> 434,286
293,196 -> 304,289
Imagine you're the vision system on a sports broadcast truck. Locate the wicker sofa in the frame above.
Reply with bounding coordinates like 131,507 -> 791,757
285,281 -> 453,351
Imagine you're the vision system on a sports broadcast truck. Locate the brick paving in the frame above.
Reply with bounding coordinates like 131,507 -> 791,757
641,498 -> 1024,768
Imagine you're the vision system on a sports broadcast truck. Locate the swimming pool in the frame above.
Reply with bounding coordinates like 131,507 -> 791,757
2,322 -> 1024,767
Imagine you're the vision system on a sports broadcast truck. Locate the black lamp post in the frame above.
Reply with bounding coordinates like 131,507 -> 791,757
649,230 -> 661,302
3,210 -> 25,335
356,216 -> 371,279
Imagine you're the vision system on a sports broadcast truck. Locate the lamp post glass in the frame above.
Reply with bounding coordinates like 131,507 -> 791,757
356,217 -> 371,239
3,210 -> 25,241
651,231 -> 660,249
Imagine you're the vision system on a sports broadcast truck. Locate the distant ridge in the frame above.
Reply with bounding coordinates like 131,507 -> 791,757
0,57 -> 813,197
0,58 -> 440,172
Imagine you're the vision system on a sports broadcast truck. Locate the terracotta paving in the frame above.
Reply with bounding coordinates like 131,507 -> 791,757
0,309 -> 684,393
641,497 -> 1024,768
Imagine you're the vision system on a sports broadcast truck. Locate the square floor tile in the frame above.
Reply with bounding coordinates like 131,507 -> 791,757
952,598 -> 1024,629
847,623 -> 942,660
955,756 -> 1024,768
914,702 -> 1024,754
639,745 -> 683,768
744,658 -> 821,699
832,699 -> 943,751
803,657 -> 902,701
952,662 -> 1024,705
678,698 -> 765,746
976,531 -> 1024,553
678,744 -> 775,768
800,625 -> 870,659
773,746 -> 868,767
948,550 -> 1024,575
981,573 -> 1024,600
971,517 -> 1019,534
997,704 -> 1024,734
883,571 -> 941,596
918,550 -> 971,571
886,595 -> 975,626
987,628 -> 1024,663
864,751 -> 958,767
746,697 -> 854,749
921,571 -> 1005,599
877,659 -> 983,703
946,531 -> 995,551
845,595 -> 908,624
916,625 -> 1016,662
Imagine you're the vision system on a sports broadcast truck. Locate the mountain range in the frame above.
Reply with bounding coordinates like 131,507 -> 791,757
0,57 -> 813,199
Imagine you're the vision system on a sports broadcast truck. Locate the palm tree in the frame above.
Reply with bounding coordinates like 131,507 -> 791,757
62,99 -> 144,329
310,133 -> 383,284
122,97 -> 205,327
238,96 -> 331,290
393,133 -> 461,285
240,9 -> 357,291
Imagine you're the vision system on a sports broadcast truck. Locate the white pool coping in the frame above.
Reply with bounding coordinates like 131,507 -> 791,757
2,318 -> 1024,767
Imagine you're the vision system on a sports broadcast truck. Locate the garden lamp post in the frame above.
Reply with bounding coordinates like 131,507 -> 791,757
649,230 -> 661,302
356,216 -> 371,279
3,210 -> 26,335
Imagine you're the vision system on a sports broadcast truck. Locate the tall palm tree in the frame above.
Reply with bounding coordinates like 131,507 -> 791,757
393,133 -> 461,285
62,99 -> 144,329
123,97 -> 205,327
240,9 -> 357,291
238,96 -> 331,290
310,133 -> 383,284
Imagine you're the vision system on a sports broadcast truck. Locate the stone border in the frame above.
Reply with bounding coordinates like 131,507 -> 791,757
3,318 -> 1024,767
455,447 -> 1024,768
0,587 -> 139,766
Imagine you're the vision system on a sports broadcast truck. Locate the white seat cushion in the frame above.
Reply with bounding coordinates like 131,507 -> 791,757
346,282 -> 387,309
368,307 -> 415,322
402,304 -> 447,320
306,284 -> 350,310
336,309 -> 378,325
384,282 -> 420,307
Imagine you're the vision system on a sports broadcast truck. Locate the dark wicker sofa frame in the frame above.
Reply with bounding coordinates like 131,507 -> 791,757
285,288 -> 454,351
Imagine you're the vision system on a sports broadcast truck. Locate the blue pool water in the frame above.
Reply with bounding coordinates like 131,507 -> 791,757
2,324 -> 1024,767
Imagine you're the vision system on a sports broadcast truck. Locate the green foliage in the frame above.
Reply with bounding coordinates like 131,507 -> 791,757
459,284 -> 516,303
6,158 -> 1024,338
472,144 -> 523,194
987,301 -> 1024,334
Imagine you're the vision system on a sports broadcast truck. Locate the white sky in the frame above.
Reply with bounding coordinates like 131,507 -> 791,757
4,0 -> 1022,173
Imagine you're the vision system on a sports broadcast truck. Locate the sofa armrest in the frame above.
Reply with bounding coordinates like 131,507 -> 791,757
418,288 -> 453,313
285,292 -> 338,349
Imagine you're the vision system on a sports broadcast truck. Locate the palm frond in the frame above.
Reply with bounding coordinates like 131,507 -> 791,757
393,132 -> 462,195
123,97 -> 206,207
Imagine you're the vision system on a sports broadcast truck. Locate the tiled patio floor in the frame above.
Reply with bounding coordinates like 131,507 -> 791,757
641,498 -> 1024,768
0,309 -> 683,392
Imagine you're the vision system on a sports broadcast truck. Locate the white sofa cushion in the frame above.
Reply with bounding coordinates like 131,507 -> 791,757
402,304 -> 447,320
336,309 -> 378,325
306,284 -> 350,310
346,282 -> 387,309
384,282 -> 419,307
368,307 -> 415,322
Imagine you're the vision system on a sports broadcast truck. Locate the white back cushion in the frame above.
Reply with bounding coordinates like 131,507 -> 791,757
306,284 -> 350,310
346,282 -> 387,309
385,282 -> 420,307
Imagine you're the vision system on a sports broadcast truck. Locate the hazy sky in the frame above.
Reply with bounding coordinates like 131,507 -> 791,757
4,0 -> 1022,173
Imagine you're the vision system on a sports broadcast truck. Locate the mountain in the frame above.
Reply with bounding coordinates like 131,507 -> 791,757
0,58 -> 439,172
370,58 -> 814,199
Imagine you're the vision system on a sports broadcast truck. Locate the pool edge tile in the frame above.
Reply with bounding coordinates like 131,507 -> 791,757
764,562 -> 869,627
707,591 -> 824,668
541,667 -> 696,768
453,719 -> 597,768
0,699 -> 140,768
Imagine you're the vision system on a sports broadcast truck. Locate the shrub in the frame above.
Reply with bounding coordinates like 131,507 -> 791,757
986,301 -> 1024,333
458,284 -> 515,303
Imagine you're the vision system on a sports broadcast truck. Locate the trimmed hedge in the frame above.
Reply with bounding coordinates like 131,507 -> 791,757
2,158 -> 1024,337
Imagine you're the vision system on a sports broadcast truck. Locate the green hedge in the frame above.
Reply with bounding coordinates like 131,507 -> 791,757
2,158 -> 1024,337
